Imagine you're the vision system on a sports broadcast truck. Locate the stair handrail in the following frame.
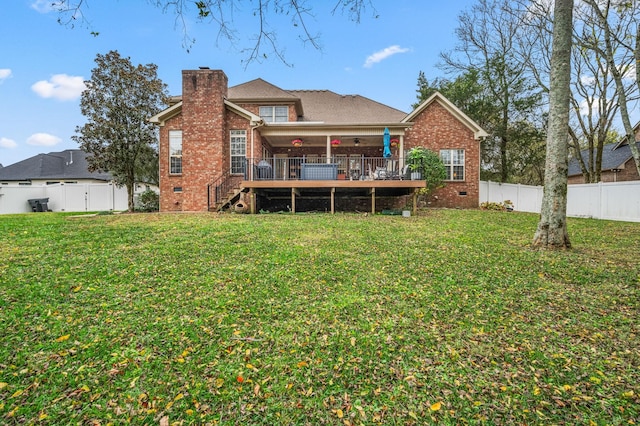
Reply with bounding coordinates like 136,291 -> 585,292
207,160 -> 249,210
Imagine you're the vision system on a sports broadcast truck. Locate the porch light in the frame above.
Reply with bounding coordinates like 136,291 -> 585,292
354,138 -> 360,146
292,138 -> 303,147
331,139 -> 342,146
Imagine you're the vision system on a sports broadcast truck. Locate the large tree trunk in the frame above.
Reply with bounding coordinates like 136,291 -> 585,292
127,180 -> 135,213
533,0 -> 573,249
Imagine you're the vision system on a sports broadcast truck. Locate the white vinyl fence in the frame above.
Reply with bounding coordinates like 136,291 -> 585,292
0,182 -> 129,214
480,180 -> 640,222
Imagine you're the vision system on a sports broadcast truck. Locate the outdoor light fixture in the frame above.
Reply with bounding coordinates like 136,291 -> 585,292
354,138 -> 360,146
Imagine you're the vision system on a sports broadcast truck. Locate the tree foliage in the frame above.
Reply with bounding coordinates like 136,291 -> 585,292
406,147 -> 447,195
53,0 -> 377,66
437,0 -> 544,184
73,50 -> 168,212
414,67 -> 546,185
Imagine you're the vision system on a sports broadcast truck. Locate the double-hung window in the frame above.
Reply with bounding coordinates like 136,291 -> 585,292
230,130 -> 247,174
440,149 -> 465,181
259,106 -> 288,123
169,130 -> 183,174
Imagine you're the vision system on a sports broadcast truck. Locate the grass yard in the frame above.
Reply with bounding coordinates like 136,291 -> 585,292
0,209 -> 639,425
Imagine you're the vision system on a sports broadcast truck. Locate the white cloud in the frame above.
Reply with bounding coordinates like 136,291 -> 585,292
26,133 -> 62,147
0,137 -> 17,149
580,75 -> 596,87
578,97 -> 611,117
364,45 -> 410,68
30,0 -> 61,13
0,68 -> 11,83
31,74 -> 86,100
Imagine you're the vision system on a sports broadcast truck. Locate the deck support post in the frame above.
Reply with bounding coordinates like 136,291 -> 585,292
331,187 -> 335,214
371,187 -> 376,214
250,189 -> 256,214
291,187 -> 296,213
412,189 -> 418,215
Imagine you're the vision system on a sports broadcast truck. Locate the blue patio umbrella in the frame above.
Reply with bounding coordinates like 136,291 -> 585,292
383,127 -> 392,158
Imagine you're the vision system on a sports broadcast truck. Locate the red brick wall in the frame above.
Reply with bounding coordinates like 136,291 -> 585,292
404,100 -> 481,208
158,115 -> 184,212
179,69 -> 228,211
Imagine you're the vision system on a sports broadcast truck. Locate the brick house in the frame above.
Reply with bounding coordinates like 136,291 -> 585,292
150,68 -> 487,213
568,123 -> 640,184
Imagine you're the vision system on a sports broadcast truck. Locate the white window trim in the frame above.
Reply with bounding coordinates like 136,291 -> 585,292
259,106 -> 289,123
230,129 -> 247,175
169,130 -> 183,175
440,149 -> 465,181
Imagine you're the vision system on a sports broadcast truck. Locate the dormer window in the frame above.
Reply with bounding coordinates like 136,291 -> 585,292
259,106 -> 288,123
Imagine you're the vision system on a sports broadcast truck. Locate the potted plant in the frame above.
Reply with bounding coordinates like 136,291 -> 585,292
406,147 -> 447,208
407,147 -> 428,180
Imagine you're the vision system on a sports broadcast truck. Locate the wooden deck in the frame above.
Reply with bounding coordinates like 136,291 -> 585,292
242,179 -> 426,189
241,179 -> 426,214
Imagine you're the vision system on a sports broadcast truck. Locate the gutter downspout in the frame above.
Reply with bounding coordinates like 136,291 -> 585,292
250,120 -> 265,181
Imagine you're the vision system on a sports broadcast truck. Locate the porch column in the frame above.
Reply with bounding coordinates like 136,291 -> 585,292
399,135 -> 405,169
326,135 -> 331,163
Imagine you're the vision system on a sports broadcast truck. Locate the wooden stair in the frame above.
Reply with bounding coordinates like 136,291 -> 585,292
213,186 -> 245,212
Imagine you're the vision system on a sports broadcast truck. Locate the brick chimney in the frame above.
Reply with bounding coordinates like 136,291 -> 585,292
180,68 -> 228,211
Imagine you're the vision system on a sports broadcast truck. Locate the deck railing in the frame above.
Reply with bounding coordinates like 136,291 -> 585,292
243,156 -> 413,181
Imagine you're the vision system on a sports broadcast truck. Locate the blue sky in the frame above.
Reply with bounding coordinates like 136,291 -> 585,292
0,0 -> 477,166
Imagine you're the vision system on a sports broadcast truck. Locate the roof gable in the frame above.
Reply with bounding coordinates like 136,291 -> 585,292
228,78 -> 299,101
612,121 -> 640,150
403,92 -> 488,140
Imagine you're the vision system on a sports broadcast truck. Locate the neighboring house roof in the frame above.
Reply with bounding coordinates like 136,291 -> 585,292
568,141 -> 640,176
404,92 -> 489,140
0,149 -> 112,182
613,121 -> 640,150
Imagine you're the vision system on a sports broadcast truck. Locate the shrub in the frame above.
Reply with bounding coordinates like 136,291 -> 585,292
480,201 -> 505,211
138,189 -> 159,212
480,200 -> 515,211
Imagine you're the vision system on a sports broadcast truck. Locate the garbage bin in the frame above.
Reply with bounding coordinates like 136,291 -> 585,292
27,198 -> 49,212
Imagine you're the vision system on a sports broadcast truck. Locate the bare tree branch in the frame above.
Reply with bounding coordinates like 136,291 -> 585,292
51,0 -> 376,66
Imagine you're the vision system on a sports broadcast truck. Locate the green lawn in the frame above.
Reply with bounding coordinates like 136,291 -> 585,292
1,210 -> 638,425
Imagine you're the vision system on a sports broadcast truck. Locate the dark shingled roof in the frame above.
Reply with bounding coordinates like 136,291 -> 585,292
568,141 -> 640,176
0,149 -> 113,182
287,90 -> 407,124
228,78 -> 299,101
226,78 -> 407,124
